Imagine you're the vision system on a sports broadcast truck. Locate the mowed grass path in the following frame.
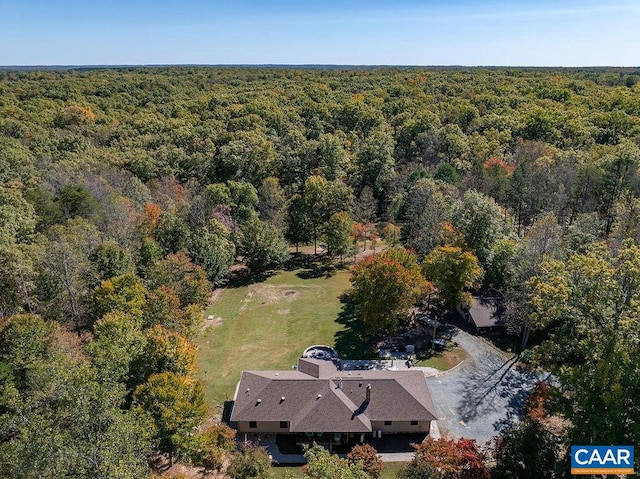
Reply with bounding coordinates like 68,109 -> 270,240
197,268 -> 352,408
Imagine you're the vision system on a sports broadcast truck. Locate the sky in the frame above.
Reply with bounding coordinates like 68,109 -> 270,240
0,0 -> 638,66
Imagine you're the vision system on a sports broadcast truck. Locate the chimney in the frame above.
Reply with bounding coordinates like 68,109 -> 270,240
366,384 -> 371,402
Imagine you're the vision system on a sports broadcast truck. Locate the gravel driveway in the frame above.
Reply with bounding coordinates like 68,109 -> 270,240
426,328 -> 545,446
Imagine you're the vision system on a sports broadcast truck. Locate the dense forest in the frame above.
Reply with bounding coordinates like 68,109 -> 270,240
1,66 -> 639,478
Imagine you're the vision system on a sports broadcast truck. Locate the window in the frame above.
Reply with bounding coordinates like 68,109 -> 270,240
384,421 -> 392,426
280,421 -> 289,429
249,421 -> 257,429
410,420 -> 419,426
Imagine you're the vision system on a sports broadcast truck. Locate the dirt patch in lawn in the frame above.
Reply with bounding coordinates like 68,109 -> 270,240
252,284 -> 300,304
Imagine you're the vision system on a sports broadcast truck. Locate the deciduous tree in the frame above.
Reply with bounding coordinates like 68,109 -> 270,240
238,217 -> 289,271
92,272 -> 147,322
285,194 -> 312,254
86,311 -> 146,384
303,444 -> 370,479
188,220 -> 236,285
452,190 -> 505,268
0,355 -> 154,479
0,244 -> 38,316
351,248 -> 430,333
227,443 -> 273,479
493,384 -> 567,479
133,371 -> 206,462
399,178 -> 455,256
156,211 -> 191,255
526,240 -> 640,446
39,218 -> 101,332
146,252 -> 211,307
0,313 -> 54,386
0,185 -> 36,246
90,240 -> 135,280
403,438 -> 489,479
324,211 -> 354,260
422,246 -> 482,309
257,176 -> 286,226
380,222 -> 401,247
347,444 -> 383,478
132,325 -> 198,387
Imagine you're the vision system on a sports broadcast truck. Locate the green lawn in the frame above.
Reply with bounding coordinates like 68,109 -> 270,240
196,261 -> 463,412
197,266 -> 355,409
415,345 -> 468,370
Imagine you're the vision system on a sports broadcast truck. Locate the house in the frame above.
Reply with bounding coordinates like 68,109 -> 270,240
229,357 -> 437,446
458,295 -> 505,331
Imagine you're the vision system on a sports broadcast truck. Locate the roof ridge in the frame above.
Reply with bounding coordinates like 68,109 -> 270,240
290,379 -> 372,432
393,373 -> 438,420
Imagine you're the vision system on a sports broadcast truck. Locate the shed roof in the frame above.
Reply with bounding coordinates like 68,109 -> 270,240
469,295 -> 505,328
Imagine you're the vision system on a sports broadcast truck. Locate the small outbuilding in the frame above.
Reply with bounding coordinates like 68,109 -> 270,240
458,295 -> 505,331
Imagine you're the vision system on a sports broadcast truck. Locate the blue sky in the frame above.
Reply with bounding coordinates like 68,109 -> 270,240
0,0 -> 638,66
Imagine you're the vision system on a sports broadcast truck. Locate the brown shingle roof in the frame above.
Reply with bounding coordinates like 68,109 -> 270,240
230,360 -> 437,431
297,358 -> 339,378
469,296 -> 505,328
292,382 -> 372,432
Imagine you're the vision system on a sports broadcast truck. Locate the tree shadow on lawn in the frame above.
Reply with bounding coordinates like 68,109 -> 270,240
283,252 -> 319,271
295,256 -> 345,280
454,353 -> 543,434
223,267 -> 276,289
334,293 -> 376,359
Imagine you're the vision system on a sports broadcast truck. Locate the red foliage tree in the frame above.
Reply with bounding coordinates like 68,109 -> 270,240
483,157 -> 515,175
409,438 -> 490,479
347,443 -> 383,478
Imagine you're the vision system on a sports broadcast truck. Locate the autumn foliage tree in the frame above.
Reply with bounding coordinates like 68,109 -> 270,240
238,216 -> 289,271
143,285 -> 202,337
380,222 -> 401,246
422,246 -> 482,309
351,248 -> 430,333
131,324 -> 198,387
146,252 -> 211,308
347,443 -> 383,478
402,438 -> 490,479
493,383 -> 567,479
133,371 -> 206,462
525,240 -> 640,447
92,272 -> 147,322
190,422 -> 237,473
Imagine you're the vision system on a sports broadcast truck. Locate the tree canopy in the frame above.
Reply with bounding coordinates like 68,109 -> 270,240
2,65 -> 640,476
351,248 -> 431,333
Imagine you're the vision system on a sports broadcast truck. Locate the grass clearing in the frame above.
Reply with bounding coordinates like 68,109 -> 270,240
415,345 -> 468,370
196,256 -> 465,412
197,266 -> 353,408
